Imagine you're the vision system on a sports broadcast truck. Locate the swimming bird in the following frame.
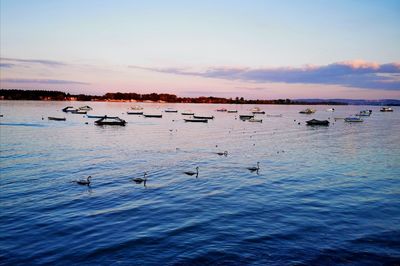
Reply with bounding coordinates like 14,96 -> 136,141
247,162 -> 260,173
216,151 -> 228,156
76,176 -> 92,186
184,167 -> 199,178
132,172 -> 147,187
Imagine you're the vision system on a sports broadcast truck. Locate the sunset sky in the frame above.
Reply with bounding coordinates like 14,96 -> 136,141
1,0 -> 399,99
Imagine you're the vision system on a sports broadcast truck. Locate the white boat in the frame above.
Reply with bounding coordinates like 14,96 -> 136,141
345,117 -> 363,122
79,105 -> 93,111
131,105 -> 144,110
299,108 -> 316,114
355,110 -> 371,117
250,107 -> 261,112
380,107 -> 393,112
165,108 -> 178,113
326,108 -> 335,112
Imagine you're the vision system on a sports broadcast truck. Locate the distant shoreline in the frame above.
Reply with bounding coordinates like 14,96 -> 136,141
1,89 -> 399,106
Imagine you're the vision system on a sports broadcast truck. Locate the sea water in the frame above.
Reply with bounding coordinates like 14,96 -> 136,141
0,101 -> 399,265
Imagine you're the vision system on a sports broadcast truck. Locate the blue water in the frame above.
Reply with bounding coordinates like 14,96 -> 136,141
1,101 -> 399,265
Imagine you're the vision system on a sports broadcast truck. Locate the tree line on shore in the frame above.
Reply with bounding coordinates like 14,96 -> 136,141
0,89 -> 347,105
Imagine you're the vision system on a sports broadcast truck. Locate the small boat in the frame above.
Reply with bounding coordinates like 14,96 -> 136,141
144,114 -> 162,118
184,119 -> 208,123
380,107 -> 393,112
306,119 -> 329,126
299,108 -> 316,114
345,117 -> 363,122
248,118 -> 262,123
250,107 -> 261,112
239,115 -> 254,120
193,115 -> 214,120
95,117 -> 126,126
216,108 -> 227,112
165,108 -> 178,113
131,105 -> 144,110
326,108 -> 335,112
181,111 -> 194,115
62,106 -> 76,112
252,111 -> 265,114
127,111 -> 144,115
266,114 -> 282,117
87,115 -> 118,119
227,110 -> 238,113
48,117 -> 66,121
79,105 -> 92,111
355,111 -> 371,117
71,110 -> 87,114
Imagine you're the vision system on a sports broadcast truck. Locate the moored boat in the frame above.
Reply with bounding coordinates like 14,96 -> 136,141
184,119 -> 208,123
71,110 -> 87,114
306,119 -> 329,126
62,106 -> 76,112
326,108 -> 335,112
216,108 -> 227,112
181,111 -> 194,115
87,114 -> 118,119
48,117 -> 66,121
144,114 -> 162,118
165,108 -> 178,113
248,118 -> 262,123
299,108 -> 316,114
239,114 -> 254,120
345,117 -> 363,122
79,105 -> 92,111
355,110 -> 371,117
127,111 -> 144,115
193,115 -> 214,120
95,117 -> 126,126
227,110 -> 238,113
380,107 -> 393,112
131,105 -> 144,110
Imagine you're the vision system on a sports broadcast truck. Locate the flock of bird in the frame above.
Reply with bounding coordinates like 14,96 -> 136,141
74,160 -> 260,187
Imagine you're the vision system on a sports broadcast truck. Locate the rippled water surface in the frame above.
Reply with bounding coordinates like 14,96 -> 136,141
1,101 -> 399,265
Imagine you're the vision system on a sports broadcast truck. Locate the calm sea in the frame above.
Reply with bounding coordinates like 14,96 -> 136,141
0,101 -> 399,265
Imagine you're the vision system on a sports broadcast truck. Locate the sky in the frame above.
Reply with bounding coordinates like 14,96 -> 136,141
0,0 -> 399,99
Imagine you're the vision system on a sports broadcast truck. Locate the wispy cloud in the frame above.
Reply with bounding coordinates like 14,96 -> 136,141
0,63 -> 15,68
130,60 -> 400,90
1,57 -> 66,67
0,78 -> 89,85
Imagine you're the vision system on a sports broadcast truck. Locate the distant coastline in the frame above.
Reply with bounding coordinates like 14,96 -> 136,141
1,89 -> 399,106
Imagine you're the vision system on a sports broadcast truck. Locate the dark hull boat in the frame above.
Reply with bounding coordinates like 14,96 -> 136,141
165,110 -> 178,113
127,111 -> 144,115
380,107 -> 393,112
95,117 -> 126,126
252,111 -> 265,114
144,114 -> 162,118
48,117 -> 66,121
227,110 -> 238,113
239,115 -> 254,120
181,112 -> 195,115
306,119 -> 329,126
87,115 -> 118,119
193,115 -> 214,120
184,119 -> 208,123
71,110 -> 87,114
62,106 -> 76,112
